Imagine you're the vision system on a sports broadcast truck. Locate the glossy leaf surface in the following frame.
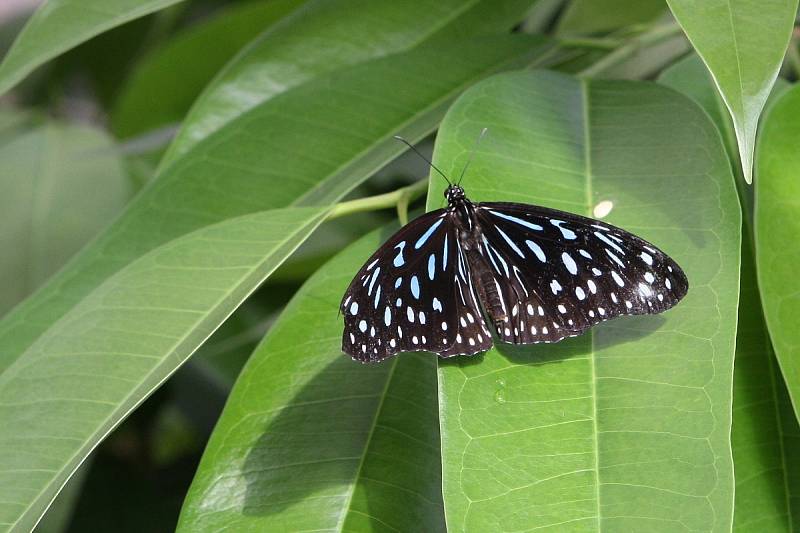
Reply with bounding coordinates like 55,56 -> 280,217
430,70 -> 740,531
164,0 -> 539,163
666,0 -> 798,183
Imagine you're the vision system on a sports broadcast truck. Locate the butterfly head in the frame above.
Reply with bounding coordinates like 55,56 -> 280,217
445,185 -> 466,205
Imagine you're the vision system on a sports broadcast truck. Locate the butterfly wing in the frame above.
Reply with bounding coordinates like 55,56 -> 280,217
473,202 -> 688,344
341,210 -> 491,362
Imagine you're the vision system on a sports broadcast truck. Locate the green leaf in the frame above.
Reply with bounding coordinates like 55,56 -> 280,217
756,84 -> 800,418
163,0 -> 540,164
665,0 -> 799,184
0,0 -> 188,95
732,237 -> 800,531
178,226 -> 444,531
111,0 -> 305,138
0,206 -> 329,532
658,54 -> 800,529
431,70 -> 740,531
659,54 -> 791,220
0,119 -> 133,316
0,35 -> 550,373
659,55 -> 740,172
557,0 -> 667,35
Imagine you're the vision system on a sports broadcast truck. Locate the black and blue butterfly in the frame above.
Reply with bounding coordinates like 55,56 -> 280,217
341,135 -> 688,362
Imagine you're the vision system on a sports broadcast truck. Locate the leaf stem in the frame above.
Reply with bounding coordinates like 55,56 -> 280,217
578,21 -> 684,78
328,179 -> 429,224
559,37 -> 622,50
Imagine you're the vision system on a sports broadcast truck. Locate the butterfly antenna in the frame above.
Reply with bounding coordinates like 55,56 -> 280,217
457,127 -> 488,186
393,136 -> 452,186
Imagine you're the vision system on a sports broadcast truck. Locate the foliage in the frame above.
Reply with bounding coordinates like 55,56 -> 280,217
0,0 -> 798,531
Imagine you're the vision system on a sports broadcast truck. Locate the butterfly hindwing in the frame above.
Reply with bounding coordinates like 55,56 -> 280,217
341,211 -> 491,362
473,202 -> 688,344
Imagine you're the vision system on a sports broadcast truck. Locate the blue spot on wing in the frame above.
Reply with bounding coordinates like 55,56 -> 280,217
414,218 -> 444,249
393,242 -> 406,267
489,210 -> 543,231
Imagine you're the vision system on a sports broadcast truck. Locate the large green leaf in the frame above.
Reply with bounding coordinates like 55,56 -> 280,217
658,55 -> 800,530
0,119 -> 133,316
0,0 -> 187,95
111,0 -> 305,138
178,226 -> 444,532
0,206 -> 328,532
0,35 -> 550,374
756,84 -> 800,418
163,0 -> 539,164
431,71 -> 740,531
665,0 -> 798,184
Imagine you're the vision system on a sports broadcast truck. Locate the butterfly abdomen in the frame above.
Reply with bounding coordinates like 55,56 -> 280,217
469,253 -> 508,330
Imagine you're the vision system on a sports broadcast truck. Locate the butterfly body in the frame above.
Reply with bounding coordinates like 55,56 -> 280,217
341,184 -> 688,363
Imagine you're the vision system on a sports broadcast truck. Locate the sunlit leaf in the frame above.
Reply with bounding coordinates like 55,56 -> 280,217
666,0 -> 799,183
430,70 -> 740,531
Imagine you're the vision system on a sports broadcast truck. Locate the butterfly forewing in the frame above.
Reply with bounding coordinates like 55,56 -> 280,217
473,202 -> 688,344
341,211 -> 490,362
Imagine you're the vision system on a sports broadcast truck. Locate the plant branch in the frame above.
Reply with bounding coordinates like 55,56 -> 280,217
559,37 -> 622,50
328,179 -> 429,224
578,21 -> 684,78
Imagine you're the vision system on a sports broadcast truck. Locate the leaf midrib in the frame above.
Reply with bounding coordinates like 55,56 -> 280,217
5,208 -> 328,532
580,78 -> 603,531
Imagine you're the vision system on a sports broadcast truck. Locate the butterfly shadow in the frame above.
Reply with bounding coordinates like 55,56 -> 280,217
239,354 -> 445,528
491,314 -> 668,366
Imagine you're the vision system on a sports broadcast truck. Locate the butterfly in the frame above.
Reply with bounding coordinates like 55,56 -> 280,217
340,135 -> 688,363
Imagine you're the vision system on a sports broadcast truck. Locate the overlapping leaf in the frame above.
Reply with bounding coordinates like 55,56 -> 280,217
659,55 -> 800,530
111,0 -> 305,138
0,35 -> 550,374
0,0 -> 187,95
0,119 -> 133,316
430,70 -> 740,531
666,0 -> 799,184
178,226 -> 444,532
163,0 -> 540,163
0,206 -> 328,532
